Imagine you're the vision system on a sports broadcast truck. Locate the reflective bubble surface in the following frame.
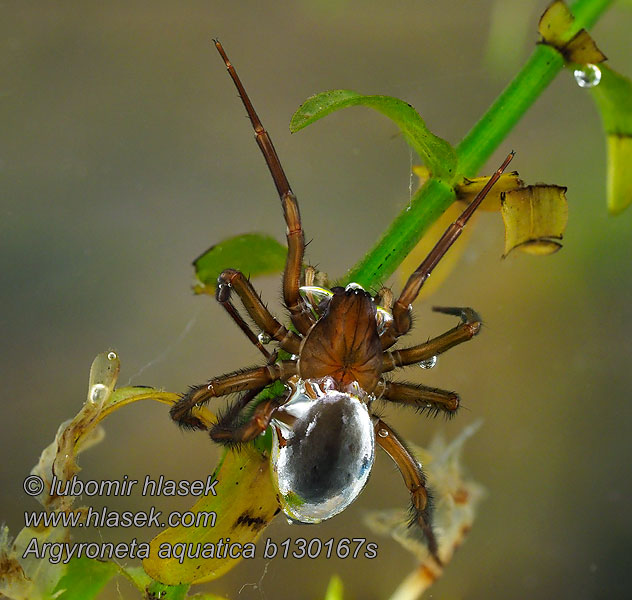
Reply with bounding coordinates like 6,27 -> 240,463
573,64 -> 601,88
418,355 -> 438,369
271,378 -> 375,523
375,306 -> 393,335
299,286 -> 333,318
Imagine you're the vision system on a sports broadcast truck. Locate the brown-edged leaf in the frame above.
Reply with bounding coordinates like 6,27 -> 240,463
456,172 -> 525,211
501,184 -> 568,257
538,1 -> 606,64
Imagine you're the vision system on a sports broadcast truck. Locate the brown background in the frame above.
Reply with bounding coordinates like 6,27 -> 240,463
2,1 -> 631,598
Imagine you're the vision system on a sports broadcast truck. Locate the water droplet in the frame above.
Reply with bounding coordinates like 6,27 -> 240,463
574,64 -> 601,88
344,282 -> 364,292
257,332 -> 271,345
375,307 -> 393,335
89,383 -> 108,404
418,356 -> 437,369
299,286 -> 333,316
107,351 -> 117,361
321,376 -> 336,391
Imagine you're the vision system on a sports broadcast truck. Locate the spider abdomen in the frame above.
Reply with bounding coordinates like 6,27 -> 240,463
270,377 -> 375,523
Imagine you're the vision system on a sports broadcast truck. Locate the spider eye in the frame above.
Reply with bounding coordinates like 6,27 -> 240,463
271,378 -> 375,523
301,285 -> 392,333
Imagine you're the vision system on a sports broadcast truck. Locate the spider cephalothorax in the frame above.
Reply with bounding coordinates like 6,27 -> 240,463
170,41 -> 512,563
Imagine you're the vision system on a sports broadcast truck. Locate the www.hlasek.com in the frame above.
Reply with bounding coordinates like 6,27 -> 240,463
22,475 -> 378,564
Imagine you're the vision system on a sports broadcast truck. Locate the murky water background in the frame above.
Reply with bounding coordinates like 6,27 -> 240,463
2,1 -> 631,598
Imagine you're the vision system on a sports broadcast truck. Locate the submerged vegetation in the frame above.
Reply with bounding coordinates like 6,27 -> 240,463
2,1 -> 631,598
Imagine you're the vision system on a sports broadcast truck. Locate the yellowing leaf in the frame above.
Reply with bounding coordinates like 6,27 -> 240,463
30,352 -> 186,513
324,574 -> 345,600
143,443 -> 279,585
0,522 -> 72,600
456,172 -> 524,211
401,169 -> 525,299
590,65 -> 632,215
538,1 -> 606,64
500,185 -> 568,257
605,135 -> 632,215
564,30 -> 606,65
538,0 -> 576,46
402,168 -> 564,295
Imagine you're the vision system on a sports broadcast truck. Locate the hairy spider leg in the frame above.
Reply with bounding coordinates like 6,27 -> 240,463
170,361 -> 297,430
214,40 -> 314,335
210,395 -> 289,445
375,379 -> 460,416
382,307 -> 481,372
216,296 -> 273,360
373,418 -> 441,565
217,269 -> 302,355
380,152 -> 515,349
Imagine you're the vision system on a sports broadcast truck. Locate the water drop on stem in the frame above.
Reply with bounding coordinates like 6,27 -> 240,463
573,64 -> 601,88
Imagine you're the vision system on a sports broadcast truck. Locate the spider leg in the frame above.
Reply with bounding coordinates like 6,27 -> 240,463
210,393 -> 290,446
374,287 -> 394,312
373,418 -> 441,565
217,269 -> 302,355
218,296 -> 272,360
303,265 -> 317,287
375,379 -> 459,416
170,360 -> 297,430
382,307 -> 481,372
214,386 -> 265,430
214,41 -> 314,336
380,152 -> 514,349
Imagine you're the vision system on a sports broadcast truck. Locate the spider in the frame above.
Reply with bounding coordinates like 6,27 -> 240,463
170,40 -> 513,563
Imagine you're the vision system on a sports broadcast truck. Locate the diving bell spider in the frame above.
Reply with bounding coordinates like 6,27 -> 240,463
170,40 -> 513,563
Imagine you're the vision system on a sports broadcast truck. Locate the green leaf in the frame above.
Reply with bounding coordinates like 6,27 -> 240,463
590,65 -> 632,214
123,565 -> 197,600
53,557 -> 119,600
603,135 -> 632,215
193,233 -> 287,291
146,580 -> 191,600
591,65 -> 632,133
290,90 -> 458,183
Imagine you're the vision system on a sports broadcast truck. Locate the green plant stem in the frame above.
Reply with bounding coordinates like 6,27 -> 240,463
343,0 -> 613,290
456,44 -> 563,176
